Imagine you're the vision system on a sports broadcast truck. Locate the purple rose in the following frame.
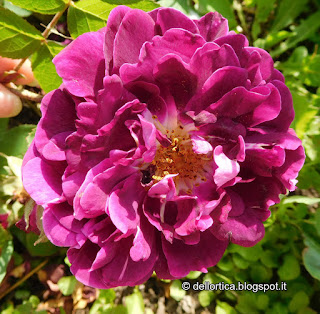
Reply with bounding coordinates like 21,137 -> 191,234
22,6 -> 305,288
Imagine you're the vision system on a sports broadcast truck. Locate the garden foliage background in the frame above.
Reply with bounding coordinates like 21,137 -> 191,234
0,0 -> 320,313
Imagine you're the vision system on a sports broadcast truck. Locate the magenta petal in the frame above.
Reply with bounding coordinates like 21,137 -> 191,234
245,128 -> 302,151
148,175 -> 177,199
42,203 -> 85,248
190,43 -> 240,89
35,89 -> 76,155
214,34 -> 249,58
153,54 -> 197,109
104,5 -> 132,74
100,243 -> 157,288
242,83 -> 281,127
208,85 -> 270,119
213,146 -> 240,188
195,11 -> 229,41
186,66 -> 248,113
245,145 -> 285,177
90,246 -> 116,272
120,28 -> 206,84
74,161 -> 137,219
162,231 -> 228,277
108,173 -> 145,234
113,9 -> 155,71
130,217 -> 155,262
212,208 -> 265,247
275,145 -> 305,190
22,141 -> 39,168
191,135 -> 213,154
42,132 -> 71,161
154,8 -> 199,35
245,47 -> 274,81
138,114 -> 157,162
53,31 -> 105,98
68,242 -> 109,289
262,80 -> 295,131
96,75 -> 127,127
23,157 -> 63,205
227,189 -> 245,217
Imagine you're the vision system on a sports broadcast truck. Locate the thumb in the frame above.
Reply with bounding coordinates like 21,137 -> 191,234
0,84 -> 22,118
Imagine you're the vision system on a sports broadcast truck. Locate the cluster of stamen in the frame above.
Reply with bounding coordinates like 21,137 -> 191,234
150,118 -> 212,193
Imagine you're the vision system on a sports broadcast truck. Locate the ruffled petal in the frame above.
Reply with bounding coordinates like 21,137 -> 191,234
53,31 -> 106,98
162,231 -> 228,277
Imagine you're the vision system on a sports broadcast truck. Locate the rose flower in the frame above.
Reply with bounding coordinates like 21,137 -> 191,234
22,6 -> 305,288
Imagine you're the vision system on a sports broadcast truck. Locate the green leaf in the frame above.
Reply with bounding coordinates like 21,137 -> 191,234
232,253 -> 250,269
158,0 -> 196,15
25,231 -> 59,256
283,196 -> 320,205
256,294 -> 269,310
302,223 -> 320,280
97,289 -> 116,304
186,271 -> 202,279
216,300 -> 237,314
46,40 -> 65,57
271,0 -> 308,32
0,8 -> 42,58
255,0 -> 276,23
8,0 -> 67,14
170,280 -> 186,301
58,276 -> 78,296
302,135 -> 320,162
28,295 -> 40,308
32,42 -> 63,93
289,291 -> 309,312
198,290 -> 214,307
236,293 -> 259,314
26,127 -> 36,146
89,289 -> 116,314
249,265 -> 272,282
260,250 -> 279,268
0,124 -> 36,158
277,254 -> 300,280
302,55 -> 320,87
67,5 -> 106,39
15,289 -> 30,300
315,211 -> 320,236
303,247 -> 320,280
252,0 -> 276,38
0,240 -> 13,284
291,97 -> 316,138
68,0 -> 159,38
64,256 -> 71,267
197,0 -> 236,29
0,118 -> 9,131
3,0 -> 32,17
229,243 -> 263,262
217,256 -> 234,271
271,11 -> 320,57
125,290 -> 144,314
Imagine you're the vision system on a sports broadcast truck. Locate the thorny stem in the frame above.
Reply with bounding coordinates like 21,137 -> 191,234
0,258 -> 49,300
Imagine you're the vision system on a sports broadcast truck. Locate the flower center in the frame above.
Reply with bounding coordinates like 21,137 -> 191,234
148,119 -> 212,193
